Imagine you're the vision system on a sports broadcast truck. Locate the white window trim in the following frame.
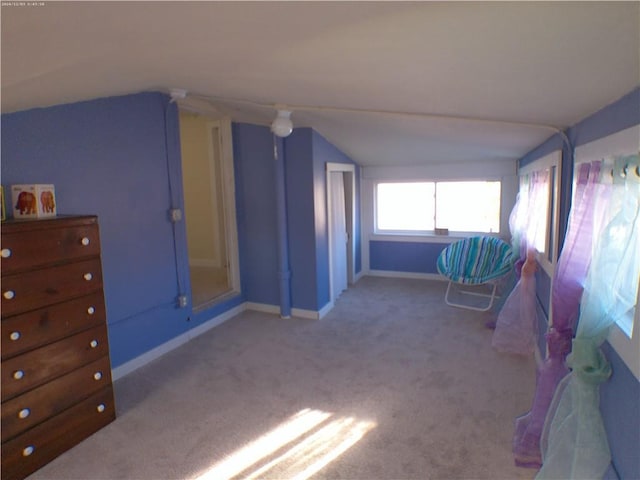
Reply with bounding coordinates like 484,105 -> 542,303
370,232 -> 502,243
608,287 -> 640,379
574,124 -> 640,379
373,179 -> 504,237
360,165 -> 517,275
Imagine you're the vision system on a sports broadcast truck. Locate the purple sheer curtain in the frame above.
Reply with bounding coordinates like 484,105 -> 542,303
512,161 -> 602,467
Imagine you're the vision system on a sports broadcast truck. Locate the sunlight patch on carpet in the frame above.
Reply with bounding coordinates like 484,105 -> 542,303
193,408 -> 376,480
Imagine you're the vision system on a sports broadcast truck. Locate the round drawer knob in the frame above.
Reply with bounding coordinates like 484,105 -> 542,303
81,237 -> 90,246
22,445 -> 35,457
18,408 -> 31,419
96,404 -> 106,413
1,248 -> 12,258
90,339 -> 99,348
10,331 -> 21,341
3,290 -> 15,300
13,370 -> 24,380
87,306 -> 96,315
83,273 -> 93,281
93,372 -> 103,381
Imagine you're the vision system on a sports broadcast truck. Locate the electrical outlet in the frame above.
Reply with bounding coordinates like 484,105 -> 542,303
177,295 -> 188,308
169,208 -> 182,222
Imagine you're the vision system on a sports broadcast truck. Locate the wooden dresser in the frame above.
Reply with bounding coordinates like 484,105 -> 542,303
1,215 -> 116,480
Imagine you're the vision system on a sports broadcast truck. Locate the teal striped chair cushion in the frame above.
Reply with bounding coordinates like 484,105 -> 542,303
437,236 -> 515,285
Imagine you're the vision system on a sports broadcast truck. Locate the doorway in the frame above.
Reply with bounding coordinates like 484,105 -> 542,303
327,163 -> 356,302
179,111 -> 240,310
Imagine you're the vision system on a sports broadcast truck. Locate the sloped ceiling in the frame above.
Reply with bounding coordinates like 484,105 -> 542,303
1,1 -> 638,166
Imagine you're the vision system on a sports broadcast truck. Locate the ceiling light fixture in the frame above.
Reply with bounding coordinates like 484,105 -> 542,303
271,109 -> 293,138
169,88 -> 188,102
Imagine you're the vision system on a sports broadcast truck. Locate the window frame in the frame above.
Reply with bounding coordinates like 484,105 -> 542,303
517,150 -> 562,279
373,179 -> 503,237
573,125 -> 640,379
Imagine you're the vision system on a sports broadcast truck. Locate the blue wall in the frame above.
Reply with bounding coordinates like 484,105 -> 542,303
284,128 -> 318,310
1,93 -> 200,367
311,130 -> 361,308
519,86 -> 640,479
283,128 -> 362,311
1,94 -> 360,370
370,241 -> 446,274
232,123 -> 280,306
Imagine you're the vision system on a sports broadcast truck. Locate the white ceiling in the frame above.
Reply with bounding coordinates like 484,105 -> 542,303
1,2 -> 638,167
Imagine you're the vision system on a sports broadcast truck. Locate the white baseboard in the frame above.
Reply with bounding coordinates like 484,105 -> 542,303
353,270 -> 365,283
292,301 -> 334,320
245,301 -> 330,320
291,308 -> 318,320
187,304 -> 245,339
367,270 -> 446,281
317,301 -> 334,319
112,333 -> 191,382
111,303 -> 244,381
244,302 -> 280,315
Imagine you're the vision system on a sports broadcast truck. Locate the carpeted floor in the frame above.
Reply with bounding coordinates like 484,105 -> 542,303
29,277 -> 537,480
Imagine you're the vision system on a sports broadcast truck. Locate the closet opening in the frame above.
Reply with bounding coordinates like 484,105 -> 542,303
178,111 -> 240,311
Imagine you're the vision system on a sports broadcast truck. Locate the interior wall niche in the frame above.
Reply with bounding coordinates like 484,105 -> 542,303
179,110 -> 240,310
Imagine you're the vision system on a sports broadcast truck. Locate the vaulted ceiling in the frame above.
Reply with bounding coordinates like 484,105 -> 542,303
2,2 -> 638,166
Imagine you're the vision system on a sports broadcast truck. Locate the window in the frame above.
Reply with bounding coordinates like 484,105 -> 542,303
376,182 -> 435,231
436,181 -> 501,233
375,181 -> 501,234
516,151 -> 561,277
573,125 -> 640,380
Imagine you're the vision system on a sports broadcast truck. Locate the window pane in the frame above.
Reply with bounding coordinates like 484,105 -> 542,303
528,172 -> 550,253
376,182 -> 435,231
435,181 -> 501,233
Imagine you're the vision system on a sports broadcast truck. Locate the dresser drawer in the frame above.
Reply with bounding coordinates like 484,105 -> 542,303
1,221 -> 100,275
1,386 -> 115,480
1,356 -> 112,442
1,258 -> 103,318
1,324 -> 110,402
1,292 -> 106,360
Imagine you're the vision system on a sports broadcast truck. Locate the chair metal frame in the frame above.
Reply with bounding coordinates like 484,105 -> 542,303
437,236 -> 514,312
443,279 -> 500,312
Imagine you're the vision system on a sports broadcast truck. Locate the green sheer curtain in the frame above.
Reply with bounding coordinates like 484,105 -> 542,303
536,154 -> 640,479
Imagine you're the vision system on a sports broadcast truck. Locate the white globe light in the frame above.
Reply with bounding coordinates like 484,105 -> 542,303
271,110 -> 293,137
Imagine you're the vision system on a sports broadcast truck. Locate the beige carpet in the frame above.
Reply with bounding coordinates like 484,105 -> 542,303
29,277 -> 537,480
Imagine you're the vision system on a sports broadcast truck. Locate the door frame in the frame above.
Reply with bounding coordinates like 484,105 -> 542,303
213,118 -> 241,297
179,109 -> 241,309
326,162 -> 356,302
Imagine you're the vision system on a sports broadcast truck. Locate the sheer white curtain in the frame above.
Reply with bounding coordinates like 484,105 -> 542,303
493,169 -> 551,356
510,169 -> 550,260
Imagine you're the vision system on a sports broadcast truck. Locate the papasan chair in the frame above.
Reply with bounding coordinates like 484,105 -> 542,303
437,236 -> 515,311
